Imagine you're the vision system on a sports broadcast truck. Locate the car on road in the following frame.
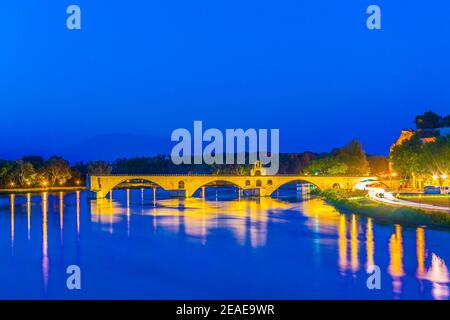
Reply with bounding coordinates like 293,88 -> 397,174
424,185 -> 446,194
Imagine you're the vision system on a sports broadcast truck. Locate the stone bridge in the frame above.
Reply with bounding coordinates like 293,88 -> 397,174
86,174 -> 378,199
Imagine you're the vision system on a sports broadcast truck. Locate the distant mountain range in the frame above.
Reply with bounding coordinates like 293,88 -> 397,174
57,133 -> 172,162
0,133 -> 171,163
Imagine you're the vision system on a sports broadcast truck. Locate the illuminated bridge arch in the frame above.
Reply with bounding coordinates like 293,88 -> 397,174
268,179 -> 320,196
185,179 -> 247,198
105,178 -> 167,198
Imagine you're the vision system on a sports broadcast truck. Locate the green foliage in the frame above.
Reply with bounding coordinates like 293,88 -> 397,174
42,156 -> 72,187
390,134 -> 422,181
332,140 -> 370,175
418,136 -> 450,178
0,156 -> 84,188
319,188 -> 367,201
15,160 -> 37,186
305,140 -> 370,176
305,156 -> 348,176
88,161 -> 112,175
390,135 -> 450,184
0,160 -> 16,185
367,155 -> 390,176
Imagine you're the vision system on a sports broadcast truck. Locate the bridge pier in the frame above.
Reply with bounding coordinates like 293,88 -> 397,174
201,186 -> 206,199
167,189 -> 187,198
88,190 -> 105,199
243,188 -> 271,197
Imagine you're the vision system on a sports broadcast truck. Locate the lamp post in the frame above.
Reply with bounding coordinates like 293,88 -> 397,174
432,175 -> 439,189
390,172 -> 397,190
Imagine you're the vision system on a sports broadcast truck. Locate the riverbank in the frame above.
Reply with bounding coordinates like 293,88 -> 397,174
0,186 -> 85,195
320,189 -> 450,229
397,193 -> 450,207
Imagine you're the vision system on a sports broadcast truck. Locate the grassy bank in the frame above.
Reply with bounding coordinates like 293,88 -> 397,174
320,189 -> 450,229
0,186 -> 85,195
397,194 -> 450,207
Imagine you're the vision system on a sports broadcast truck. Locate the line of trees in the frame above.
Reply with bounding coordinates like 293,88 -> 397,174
0,156 -> 79,188
389,111 -> 450,187
390,135 -> 450,186
304,140 -> 389,176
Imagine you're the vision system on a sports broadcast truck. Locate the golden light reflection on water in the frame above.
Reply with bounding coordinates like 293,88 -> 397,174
10,194 -> 15,251
90,195 -> 291,248
350,214 -> 360,273
150,197 -> 284,248
366,218 -> 374,268
388,225 -> 405,296
27,194 -> 31,240
416,227 -> 426,279
301,200 -> 361,276
76,191 -> 80,238
425,254 -> 449,300
414,227 -> 449,300
42,192 -> 49,291
127,189 -> 131,237
12,190 -> 445,299
338,214 -> 348,274
58,191 -> 448,299
59,192 -> 64,244
300,198 -> 341,234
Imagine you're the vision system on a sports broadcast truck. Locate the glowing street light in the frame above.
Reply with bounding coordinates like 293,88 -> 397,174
432,175 -> 438,181
442,174 -> 448,180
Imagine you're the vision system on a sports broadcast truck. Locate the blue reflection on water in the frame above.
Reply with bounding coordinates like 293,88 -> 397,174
0,186 -> 449,300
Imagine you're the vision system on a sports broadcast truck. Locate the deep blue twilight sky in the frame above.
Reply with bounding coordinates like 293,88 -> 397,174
1,1 -> 450,161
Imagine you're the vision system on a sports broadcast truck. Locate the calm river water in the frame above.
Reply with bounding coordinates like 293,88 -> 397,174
0,187 -> 449,299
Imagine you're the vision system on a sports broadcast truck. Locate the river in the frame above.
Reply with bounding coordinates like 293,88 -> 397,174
0,186 -> 449,299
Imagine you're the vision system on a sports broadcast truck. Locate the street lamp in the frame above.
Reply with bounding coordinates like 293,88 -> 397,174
389,172 -> 397,190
